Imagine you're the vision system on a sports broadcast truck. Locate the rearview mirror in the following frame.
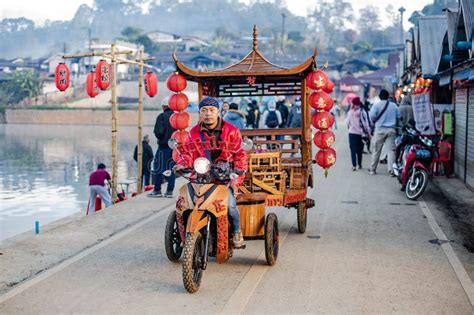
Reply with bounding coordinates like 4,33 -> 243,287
168,138 -> 179,150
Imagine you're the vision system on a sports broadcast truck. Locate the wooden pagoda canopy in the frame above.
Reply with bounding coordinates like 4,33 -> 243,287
173,25 -> 317,97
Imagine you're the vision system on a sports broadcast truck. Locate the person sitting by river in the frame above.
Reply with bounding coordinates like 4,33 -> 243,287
88,163 -> 112,213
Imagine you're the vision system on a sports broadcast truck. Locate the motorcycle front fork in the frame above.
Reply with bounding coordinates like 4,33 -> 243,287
202,215 -> 211,270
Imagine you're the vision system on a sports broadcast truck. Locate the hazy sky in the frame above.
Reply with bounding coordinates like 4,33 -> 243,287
0,0 -> 434,29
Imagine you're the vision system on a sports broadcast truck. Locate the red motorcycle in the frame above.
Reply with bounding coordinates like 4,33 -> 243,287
393,127 -> 438,200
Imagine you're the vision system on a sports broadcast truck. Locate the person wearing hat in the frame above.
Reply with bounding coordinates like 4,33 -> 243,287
346,97 -> 371,171
148,96 -> 176,198
173,97 -> 248,248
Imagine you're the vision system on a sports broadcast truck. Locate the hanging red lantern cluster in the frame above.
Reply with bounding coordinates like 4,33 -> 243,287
55,63 -> 70,92
144,70 -> 158,97
96,59 -> 111,90
307,68 -> 336,176
413,77 -> 433,95
86,70 -> 99,98
167,72 -> 190,161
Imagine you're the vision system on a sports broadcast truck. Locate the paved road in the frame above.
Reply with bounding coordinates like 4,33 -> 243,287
1,125 -> 473,314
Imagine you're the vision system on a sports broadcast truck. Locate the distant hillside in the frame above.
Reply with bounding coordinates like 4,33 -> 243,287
0,0 -> 307,59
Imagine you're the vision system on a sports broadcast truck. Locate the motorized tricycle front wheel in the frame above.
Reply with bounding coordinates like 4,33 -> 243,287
182,232 -> 205,293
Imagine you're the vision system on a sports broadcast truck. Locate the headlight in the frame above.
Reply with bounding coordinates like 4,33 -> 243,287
193,157 -> 211,174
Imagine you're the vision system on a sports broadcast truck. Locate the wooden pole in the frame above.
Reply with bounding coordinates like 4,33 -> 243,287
301,77 -> 310,184
198,81 -> 203,101
137,49 -> 144,193
111,43 -> 118,201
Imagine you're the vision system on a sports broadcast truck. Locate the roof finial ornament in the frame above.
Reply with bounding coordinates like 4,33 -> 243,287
253,25 -> 258,51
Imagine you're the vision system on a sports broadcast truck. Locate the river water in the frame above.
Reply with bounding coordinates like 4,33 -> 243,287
0,124 -> 156,242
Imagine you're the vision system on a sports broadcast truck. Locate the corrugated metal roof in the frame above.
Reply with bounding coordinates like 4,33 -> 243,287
419,16 -> 447,75
461,0 -> 474,41
446,8 -> 459,53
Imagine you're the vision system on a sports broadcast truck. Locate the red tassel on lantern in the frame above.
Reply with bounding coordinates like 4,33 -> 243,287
166,73 -> 187,92
86,71 -> 99,98
314,130 -> 336,149
168,93 -> 189,112
171,130 -> 189,143
311,111 -> 335,130
309,91 -> 334,111
144,71 -> 158,97
306,70 -> 328,91
96,59 -> 111,90
169,112 -> 190,130
55,63 -> 70,92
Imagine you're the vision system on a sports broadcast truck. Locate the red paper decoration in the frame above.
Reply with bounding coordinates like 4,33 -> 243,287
311,111 -> 334,130
316,148 -> 337,169
168,93 -> 189,112
166,73 -> 187,92
172,149 -> 180,162
144,71 -> 158,97
170,112 -> 190,130
309,91 -> 334,111
314,131 -> 336,149
86,71 -> 99,98
306,70 -> 328,91
96,60 -> 111,90
55,63 -> 70,92
171,130 -> 189,143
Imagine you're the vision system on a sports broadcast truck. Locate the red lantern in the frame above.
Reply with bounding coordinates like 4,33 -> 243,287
144,71 -> 158,97
309,91 -> 334,111
168,93 -> 189,112
172,130 -> 189,143
170,112 -> 190,130
55,63 -> 70,91
316,148 -> 337,169
323,79 -> 335,94
96,59 -> 111,90
86,71 -> 99,98
166,73 -> 187,92
314,131 -> 336,149
306,70 -> 328,91
311,111 -> 335,130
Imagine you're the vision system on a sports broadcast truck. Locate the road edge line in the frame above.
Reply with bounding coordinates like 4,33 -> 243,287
418,199 -> 474,308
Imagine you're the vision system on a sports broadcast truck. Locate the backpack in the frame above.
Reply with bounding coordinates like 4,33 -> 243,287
266,111 -> 279,128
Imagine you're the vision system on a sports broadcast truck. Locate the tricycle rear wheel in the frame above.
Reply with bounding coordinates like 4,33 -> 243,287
297,201 -> 307,233
264,212 -> 279,266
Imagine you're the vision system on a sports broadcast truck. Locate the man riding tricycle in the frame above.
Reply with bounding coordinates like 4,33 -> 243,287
165,97 -> 279,293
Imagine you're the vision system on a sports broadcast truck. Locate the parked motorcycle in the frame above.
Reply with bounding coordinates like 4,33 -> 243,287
393,125 -> 438,200
164,137 -> 279,293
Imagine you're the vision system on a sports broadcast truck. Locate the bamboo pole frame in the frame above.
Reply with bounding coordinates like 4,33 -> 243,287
63,44 -> 155,201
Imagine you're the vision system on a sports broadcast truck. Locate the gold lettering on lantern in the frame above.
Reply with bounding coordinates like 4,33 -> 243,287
318,118 -> 328,129
317,98 -> 326,109
101,66 -> 109,74
325,136 -> 335,146
327,154 -> 336,165
314,75 -> 325,88
59,69 -> 67,78
101,74 -> 109,82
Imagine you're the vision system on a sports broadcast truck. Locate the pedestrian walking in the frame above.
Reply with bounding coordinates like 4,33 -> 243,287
288,98 -> 302,155
224,102 -> 246,129
346,97 -> 371,171
88,163 -> 112,213
149,97 -> 176,198
221,101 -> 230,117
368,89 -> 400,176
261,100 -> 282,129
133,134 -> 154,186
251,99 -> 260,128
276,96 -> 289,128
362,100 -> 373,153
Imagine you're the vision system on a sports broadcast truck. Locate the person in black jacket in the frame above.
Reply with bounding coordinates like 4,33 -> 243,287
133,134 -> 154,186
148,97 -> 176,198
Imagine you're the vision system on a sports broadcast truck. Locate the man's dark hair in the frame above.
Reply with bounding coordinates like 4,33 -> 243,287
229,103 -> 239,110
97,163 -> 106,169
379,89 -> 389,100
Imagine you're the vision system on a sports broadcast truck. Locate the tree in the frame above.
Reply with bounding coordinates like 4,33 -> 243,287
288,31 -> 305,43
0,71 -> 43,105
121,26 -> 143,40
